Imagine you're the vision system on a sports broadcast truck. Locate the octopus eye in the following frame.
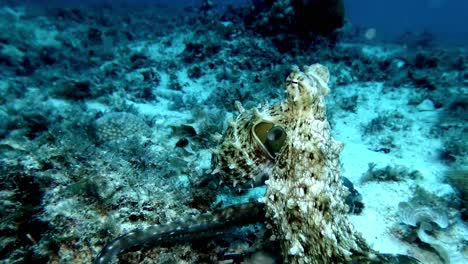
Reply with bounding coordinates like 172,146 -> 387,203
265,126 -> 286,156
252,121 -> 287,159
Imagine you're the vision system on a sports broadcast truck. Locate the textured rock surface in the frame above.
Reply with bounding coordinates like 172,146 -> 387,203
213,64 -> 375,263
94,112 -> 150,143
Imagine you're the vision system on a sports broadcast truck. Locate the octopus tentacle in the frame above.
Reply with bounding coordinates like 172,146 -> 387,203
95,202 -> 265,264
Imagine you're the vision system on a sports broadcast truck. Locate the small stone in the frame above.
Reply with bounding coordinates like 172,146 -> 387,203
416,99 -> 435,111
175,138 -> 189,148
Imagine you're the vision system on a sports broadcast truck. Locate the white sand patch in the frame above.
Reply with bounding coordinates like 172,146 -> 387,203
333,82 -> 466,261
147,32 -> 189,60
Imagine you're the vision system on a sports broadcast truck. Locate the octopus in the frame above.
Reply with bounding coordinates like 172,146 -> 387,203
95,64 -> 421,264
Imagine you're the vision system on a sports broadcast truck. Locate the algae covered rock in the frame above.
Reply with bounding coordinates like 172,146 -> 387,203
94,112 -> 150,143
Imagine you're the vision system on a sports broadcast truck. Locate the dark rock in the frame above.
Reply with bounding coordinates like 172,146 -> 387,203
171,125 -> 197,137
87,27 -> 103,44
176,138 -> 189,148
342,177 -> 364,214
188,65 -> 203,79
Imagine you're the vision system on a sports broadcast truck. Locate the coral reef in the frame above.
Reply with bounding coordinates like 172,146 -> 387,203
1,2 -> 466,263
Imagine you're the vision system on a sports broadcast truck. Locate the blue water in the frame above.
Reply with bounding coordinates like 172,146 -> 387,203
344,0 -> 468,44
12,0 -> 467,44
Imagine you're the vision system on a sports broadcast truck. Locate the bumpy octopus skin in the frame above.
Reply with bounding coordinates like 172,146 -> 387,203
213,64 -> 421,263
212,64 -> 372,263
